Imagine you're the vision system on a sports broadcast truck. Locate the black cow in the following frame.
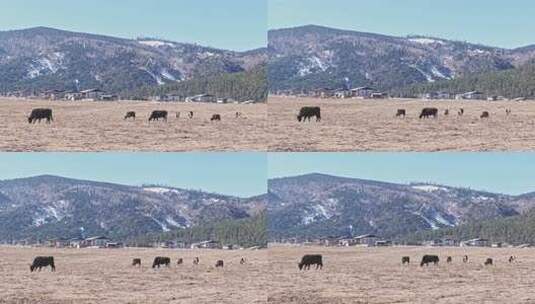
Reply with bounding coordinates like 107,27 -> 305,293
148,110 -> 168,122
193,257 -> 200,265
297,107 -> 321,122
215,260 -> 224,268
446,256 -> 452,263
509,256 -> 516,263
152,256 -> 171,268
463,255 -> 469,263
28,108 -> 53,124
484,258 -> 493,266
396,109 -> 406,117
458,108 -> 464,116
420,255 -> 439,266
188,111 -> 194,119
402,256 -> 410,265
236,112 -> 242,118
177,258 -> 183,265
298,254 -> 323,270
124,111 -> 136,120
419,108 -> 438,119
30,256 -> 55,272
481,111 -> 490,119
211,114 -> 221,121
240,258 -> 246,265
132,258 -> 141,267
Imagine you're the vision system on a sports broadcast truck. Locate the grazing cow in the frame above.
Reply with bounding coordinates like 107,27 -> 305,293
211,114 -> 221,121
298,254 -> 323,270
458,108 -> 464,116
463,255 -> 469,263
506,109 -> 512,116
193,257 -> 200,265
176,112 -> 180,119
177,258 -> 183,265
395,109 -> 406,117
484,258 -> 493,266
30,256 -> 55,272
401,256 -> 410,265
446,256 -> 452,263
188,111 -> 194,119
444,109 -> 449,116
481,111 -> 490,119
215,260 -> 224,268
236,112 -> 242,118
124,111 -> 136,120
28,108 -> 53,124
240,258 -> 246,265
152,256 -> 171,268
419,108 -> 438,119
148,110 -> 168,122
132,258 -> 141,267
297,107 -> 321,122
509,256 -> 516,263
420,255 -> 440,266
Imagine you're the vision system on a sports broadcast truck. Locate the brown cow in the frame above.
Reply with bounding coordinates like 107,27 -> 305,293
481,111 -> 490,119
132,258 -> 141,267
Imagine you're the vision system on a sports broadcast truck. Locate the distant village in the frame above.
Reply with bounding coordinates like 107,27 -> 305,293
275,87 -> 530,101
0,89 -> 248,104
2,236 -> 257,250
275,234 -> 531,249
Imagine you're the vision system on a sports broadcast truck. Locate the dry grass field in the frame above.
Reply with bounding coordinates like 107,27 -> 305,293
268,96 -> 535,151
0,98 -> 266,151
268,245 -> 535,304
0,246 -> 268,304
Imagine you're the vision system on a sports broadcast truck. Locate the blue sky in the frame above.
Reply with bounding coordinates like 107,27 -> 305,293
269,0 -> 535,48
0,0 -> 267,51
268,153 -> 535,195
0,153 -> 266,197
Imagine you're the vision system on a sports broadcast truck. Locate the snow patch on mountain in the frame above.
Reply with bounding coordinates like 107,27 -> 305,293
27,53 -> 64,79
412,185 -> 448,192
139,40 -> 175,48
409,38 -> 445,45
160,69 -> 178,81
144,187 -> 181,195
141,68 -> 164,85
298,56 -> 329,76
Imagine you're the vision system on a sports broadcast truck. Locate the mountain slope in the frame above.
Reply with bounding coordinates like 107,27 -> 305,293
267,173 -> 533,240
0,175 -> 264,241
397,60 -> 535,98
268,25 -> 534,93
0,27 -> 266,94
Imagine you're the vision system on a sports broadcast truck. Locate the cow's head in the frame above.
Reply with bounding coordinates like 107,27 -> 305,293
297,115 -> 302,122
298,262 -> 303,270
29,264 -> 34,272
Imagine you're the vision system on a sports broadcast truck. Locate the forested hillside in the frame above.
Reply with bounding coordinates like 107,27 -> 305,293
127,64 -> 267,102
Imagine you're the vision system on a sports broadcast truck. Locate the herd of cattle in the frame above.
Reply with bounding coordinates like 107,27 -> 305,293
295,106 -> 514,122
27,108 -> 242,124
28,253 -> 521,273
297,254 -> 519,271
29,255 -> 249,272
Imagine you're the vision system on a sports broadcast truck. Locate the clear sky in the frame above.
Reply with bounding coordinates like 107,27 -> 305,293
0,0 -> 267,51
0,153 -> 266,197
268,153 -> 535,195
269,0 -> 535,49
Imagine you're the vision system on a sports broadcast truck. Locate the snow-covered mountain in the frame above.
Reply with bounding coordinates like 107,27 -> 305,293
267,173 -> 532,239
0,175 -> 265,241
0,27 -> 266,93
268,25 -> 535,92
